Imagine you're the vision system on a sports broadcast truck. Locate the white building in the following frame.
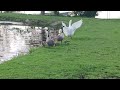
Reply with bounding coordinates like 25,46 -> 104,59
95,11 -> 120,19
14,11 -> 72,15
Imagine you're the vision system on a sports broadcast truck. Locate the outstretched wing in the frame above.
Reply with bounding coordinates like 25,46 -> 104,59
71,19 -> 83,30
63,27 -> 69,36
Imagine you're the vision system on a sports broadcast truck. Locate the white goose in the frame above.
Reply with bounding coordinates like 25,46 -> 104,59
62,19 -> 83,38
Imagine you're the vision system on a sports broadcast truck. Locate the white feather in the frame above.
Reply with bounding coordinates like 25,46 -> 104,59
72,19 -> 83,31
62,21 -> 67,27
62,22 -> 69,36
62,19 -> 83,37
69,20 -> 72,27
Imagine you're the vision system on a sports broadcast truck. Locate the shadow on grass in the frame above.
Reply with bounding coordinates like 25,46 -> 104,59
43,41 -> 71,49
79,74 -> 87,79
102,76 -> 120,79
73,36 -> 106,41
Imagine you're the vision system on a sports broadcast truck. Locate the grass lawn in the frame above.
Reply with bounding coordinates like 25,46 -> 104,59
0,13 -> 120,79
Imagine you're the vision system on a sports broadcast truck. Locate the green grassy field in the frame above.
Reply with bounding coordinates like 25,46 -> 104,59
0,13 -> 120,79
0,13 -> 83,28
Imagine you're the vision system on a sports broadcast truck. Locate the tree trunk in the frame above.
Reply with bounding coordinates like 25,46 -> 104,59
41,11 -> 45,15
54,11 -> 59,16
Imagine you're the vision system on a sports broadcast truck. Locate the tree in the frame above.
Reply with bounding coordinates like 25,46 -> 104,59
83,11 -> 97,17
54,11 -> 59,16
80,11 -> 97,17
4,11 -> 14,13
71,11 -> 97,17
73,11 -> 78,16
41,11 -> 45,15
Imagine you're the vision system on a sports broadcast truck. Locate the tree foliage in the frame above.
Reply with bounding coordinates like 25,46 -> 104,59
41,11 -> 45,15
73,11 -> 98,17
54,11 -> 59,16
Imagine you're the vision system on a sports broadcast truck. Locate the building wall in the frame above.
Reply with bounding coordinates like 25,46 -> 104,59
95,11 -> 120,19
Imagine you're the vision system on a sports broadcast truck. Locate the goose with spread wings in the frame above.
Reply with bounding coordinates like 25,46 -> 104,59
62,19 -> 83,38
